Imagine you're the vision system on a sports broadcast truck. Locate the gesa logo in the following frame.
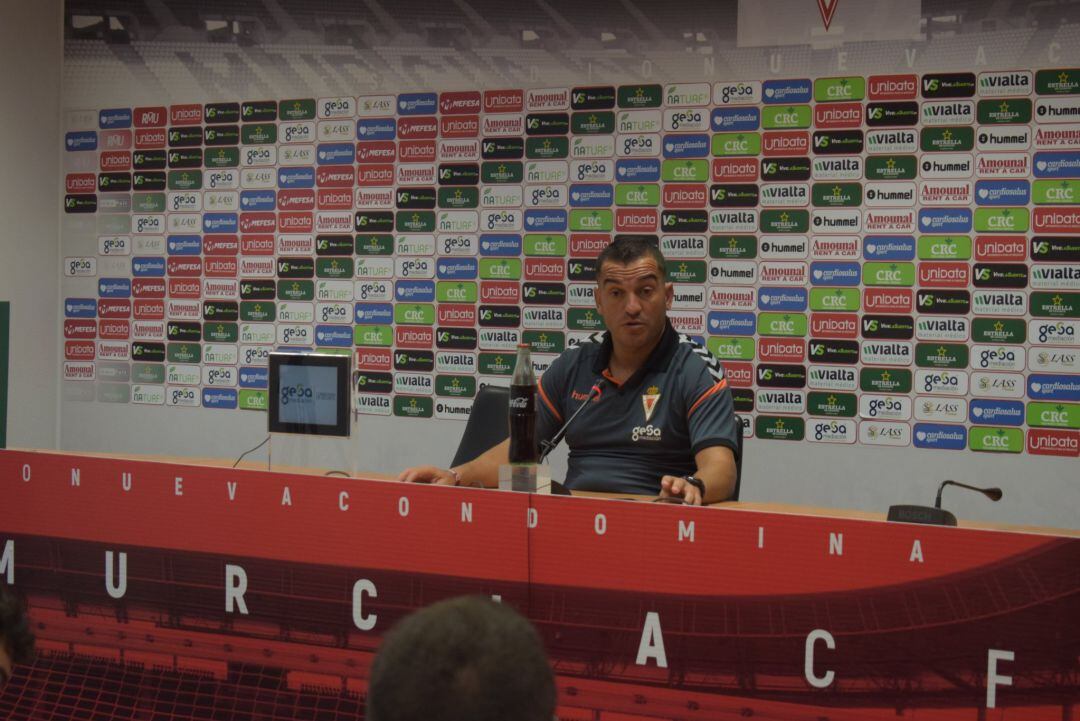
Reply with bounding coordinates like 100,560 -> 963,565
280,384 -> 313,405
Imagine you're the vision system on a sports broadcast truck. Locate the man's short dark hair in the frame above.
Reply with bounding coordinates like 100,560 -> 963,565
0,584 -> 34,665
367,596 -> 555,721
596,236 -> 666,277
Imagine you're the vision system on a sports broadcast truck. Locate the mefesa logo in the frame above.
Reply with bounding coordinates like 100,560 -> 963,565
439,91 -> 481,115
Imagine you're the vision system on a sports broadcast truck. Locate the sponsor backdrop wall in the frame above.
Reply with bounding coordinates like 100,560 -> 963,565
60,0 -> 1079,528
2,2 -> 62,449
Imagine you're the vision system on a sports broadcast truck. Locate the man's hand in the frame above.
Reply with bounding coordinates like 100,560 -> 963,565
659,475 -> 703,506
397,466 -> 459,485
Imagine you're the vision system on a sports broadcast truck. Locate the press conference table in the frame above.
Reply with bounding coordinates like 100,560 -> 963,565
2,448 -> 1078,721
12,447 -> 1073,536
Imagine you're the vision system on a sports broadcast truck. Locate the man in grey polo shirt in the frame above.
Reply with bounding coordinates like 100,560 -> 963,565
399,237 -> 740,504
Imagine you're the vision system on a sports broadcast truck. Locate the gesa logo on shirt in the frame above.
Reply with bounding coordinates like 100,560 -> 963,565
631,424 -> 663,442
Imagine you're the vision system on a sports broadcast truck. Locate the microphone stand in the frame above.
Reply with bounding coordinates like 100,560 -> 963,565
538,381 -> 604,464
887,479 -> 1003,526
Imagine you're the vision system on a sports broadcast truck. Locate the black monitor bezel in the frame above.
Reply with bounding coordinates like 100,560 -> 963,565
268,352 -> 351,437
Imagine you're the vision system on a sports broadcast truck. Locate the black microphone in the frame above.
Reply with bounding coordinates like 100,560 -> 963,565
935,480 -> 1003,508
887,479 -> 1003,526
538,379 -> 606,464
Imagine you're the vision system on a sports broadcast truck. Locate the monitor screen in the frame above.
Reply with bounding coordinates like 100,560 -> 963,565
268,353 -> 351,437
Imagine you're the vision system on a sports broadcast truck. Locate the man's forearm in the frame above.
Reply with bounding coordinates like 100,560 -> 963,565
693,445 -> 737,503
453,438 -> 511,488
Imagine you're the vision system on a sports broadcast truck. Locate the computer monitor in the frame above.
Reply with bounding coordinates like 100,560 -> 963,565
268,353 -> 351,437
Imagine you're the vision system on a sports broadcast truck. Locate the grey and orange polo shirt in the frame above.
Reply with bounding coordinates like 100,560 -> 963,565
536,321 -> 739,495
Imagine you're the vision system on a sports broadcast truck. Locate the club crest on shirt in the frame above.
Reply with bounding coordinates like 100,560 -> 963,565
642,385 -> 661,422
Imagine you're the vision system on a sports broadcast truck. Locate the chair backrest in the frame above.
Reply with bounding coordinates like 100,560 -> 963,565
730,413 -> 744,501
450,384 -> 510,467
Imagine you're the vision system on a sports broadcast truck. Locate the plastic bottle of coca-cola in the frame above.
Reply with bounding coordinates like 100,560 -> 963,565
508,343 -> 538,464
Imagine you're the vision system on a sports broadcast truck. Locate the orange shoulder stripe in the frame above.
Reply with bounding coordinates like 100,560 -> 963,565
537,379 -> 562,423
688,378 -> 728,417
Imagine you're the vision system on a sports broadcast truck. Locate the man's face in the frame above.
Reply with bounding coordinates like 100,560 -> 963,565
595,256 -> 673,356
0,639 -> 11,690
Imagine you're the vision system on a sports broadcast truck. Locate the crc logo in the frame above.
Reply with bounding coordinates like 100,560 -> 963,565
280,384 -> 313,405
631,424 -> 662,442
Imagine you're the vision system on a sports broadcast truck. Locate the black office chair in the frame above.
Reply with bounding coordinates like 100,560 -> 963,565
729,413 -> 744,501
450,385 -> 510,467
